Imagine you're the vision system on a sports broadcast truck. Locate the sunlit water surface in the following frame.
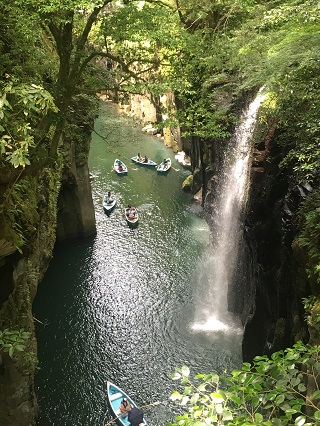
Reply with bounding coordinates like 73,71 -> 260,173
34,102 -> 242,426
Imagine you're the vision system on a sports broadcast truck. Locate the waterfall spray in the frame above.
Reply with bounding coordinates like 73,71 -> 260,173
191,90 -> 266,334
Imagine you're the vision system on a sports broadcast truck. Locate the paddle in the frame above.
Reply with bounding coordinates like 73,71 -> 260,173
103,401 -> 161,426
94,190 -> 104,199
156,164 -> 180,172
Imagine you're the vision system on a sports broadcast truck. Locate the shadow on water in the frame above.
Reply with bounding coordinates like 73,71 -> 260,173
33,101 -> 243,426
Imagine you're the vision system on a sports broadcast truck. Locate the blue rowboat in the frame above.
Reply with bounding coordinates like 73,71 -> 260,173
131,156 -> 157,167
156,158 -> 171,173
107,381 -> 147,426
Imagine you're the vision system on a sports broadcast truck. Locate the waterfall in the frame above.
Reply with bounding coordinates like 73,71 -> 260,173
191,90 -> 266,334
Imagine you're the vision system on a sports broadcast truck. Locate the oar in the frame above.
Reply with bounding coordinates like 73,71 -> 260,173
104,412 -> 125,426
103,401 -> 161,426
138,401 -> 161,410
159,163 -> 179,172
104,412 -> 124,426
94,190 -> 104,199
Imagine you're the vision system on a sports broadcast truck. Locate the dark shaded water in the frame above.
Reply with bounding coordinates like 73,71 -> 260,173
33,102 -> 242,426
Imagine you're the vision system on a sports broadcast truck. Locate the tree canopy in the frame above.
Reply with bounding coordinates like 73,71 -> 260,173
1,0 -> 319,183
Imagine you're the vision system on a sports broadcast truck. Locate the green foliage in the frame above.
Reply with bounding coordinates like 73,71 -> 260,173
1,177 -> 40,251
0,77 -> 58,168
168,342 -> 320,425
296,191 -> 320,283
266,49 -> 320,183
97,1 -> 186,100
302,296 -> 320,329
1,0 -> 319,167
0,0 -> 55,80
0,328 -> 31,359
166,0 -> 320,147
302,295 -> 317,315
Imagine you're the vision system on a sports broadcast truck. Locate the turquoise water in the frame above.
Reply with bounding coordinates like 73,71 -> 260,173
33,102 -> 242,426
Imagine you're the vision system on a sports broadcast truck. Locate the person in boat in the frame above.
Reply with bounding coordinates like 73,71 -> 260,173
126,205 -> 133,217
106,191 -> 113,204
163,158 -> 168,168
104,192 -> 111,203
117,160 -> 124,172
143,155 -> 148,163
119,397 -> 132,418
128,207 -> 136,219
137,153 -> 142,161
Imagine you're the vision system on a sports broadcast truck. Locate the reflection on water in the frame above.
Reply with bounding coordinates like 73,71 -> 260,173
34,102 -> 242,426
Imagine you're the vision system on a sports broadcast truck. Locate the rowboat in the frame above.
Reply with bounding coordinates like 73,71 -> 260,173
125,206 -> 139,226
107,381 -> 147,426
131,156 -> 157,167
114,159 -> 128,174
103,194 -> 116,213
157,158 -> 171,173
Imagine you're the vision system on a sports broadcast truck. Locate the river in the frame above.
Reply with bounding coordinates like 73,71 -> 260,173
33,101 -> 242,426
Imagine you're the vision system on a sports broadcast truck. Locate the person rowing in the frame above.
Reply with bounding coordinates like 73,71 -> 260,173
119,397 -> 132,418
105,191 -> 113,204
128,207 -> 136,219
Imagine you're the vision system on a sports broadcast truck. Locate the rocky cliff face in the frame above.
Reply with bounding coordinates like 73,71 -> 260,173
0,96 -> 97,424
56,144 -> 96,241
56,96 -> 97,241
241,140 -> 311,361
0,167 -> 61,425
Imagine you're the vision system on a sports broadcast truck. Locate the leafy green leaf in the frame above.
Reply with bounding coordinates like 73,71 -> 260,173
312,390 -> 320,401
229,395 -> 242,405
254,412 -> 263,422
295,415 -> 306,426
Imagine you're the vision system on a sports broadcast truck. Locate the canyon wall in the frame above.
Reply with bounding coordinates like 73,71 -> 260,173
0,97 -> 97,424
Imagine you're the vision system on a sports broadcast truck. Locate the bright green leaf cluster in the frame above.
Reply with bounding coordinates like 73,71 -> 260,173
0,328 -> 31,359
168,342 -> 320,425
0,78 -> 58,168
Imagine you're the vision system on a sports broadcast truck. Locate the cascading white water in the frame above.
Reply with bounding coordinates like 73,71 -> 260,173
191,90 -> 266,334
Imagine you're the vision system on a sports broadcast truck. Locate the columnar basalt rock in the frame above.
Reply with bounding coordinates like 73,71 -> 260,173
56,158 -> 96,241
241,160 -> 311,361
